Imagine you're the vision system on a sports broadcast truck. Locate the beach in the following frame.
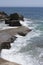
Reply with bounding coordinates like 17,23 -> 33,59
0,58 -> 21,65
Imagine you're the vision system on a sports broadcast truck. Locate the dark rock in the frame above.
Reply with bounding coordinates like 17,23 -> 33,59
5,19 -> 10,24
18,32 -> 26,36
0,12 -> 7,16
9,20 -> 22,26
0,41 -> 11,51
7,36 -> 17,43
0,36 -> 17,52
26,29 -> 32,32
18,28 -> 32,36
0,11 -> 8,20
5,13 -> 24,25
9,13 -> 24,21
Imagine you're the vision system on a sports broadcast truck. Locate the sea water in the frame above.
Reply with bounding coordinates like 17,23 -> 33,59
0,7 -> 43,65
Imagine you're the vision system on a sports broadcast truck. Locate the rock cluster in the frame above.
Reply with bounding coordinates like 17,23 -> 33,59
5,13 -> 24,26
0,12 -> 32,53
9,13 -> 24,21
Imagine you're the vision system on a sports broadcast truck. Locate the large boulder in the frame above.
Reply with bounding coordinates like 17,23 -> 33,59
5,13 -> 24,26
9,20 -> 22,26
9,13 -> 24,21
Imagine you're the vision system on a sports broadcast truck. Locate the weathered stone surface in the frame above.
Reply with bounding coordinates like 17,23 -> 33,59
7,36 -> 17,43
9,20 -> 22,26
0,26 -> 32,52
0,32 -> 11,51
0,26 -> 32,37
0,41 -> 11,52
18,32 -> 27,36
0,41 -> 11,49
18,28 -> 31,36
0,32 -> 11,43
9,13 -> 24,21
0,36 -> 17,51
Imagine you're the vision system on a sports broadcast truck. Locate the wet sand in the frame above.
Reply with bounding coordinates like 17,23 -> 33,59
0,58 -> 21,65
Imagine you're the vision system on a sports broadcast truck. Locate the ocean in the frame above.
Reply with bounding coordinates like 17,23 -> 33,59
0,7 -> 43,65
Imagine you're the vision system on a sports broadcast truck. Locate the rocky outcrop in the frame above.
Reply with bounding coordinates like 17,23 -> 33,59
9,13 -> 24,21
9,20 -> 22,26
0,41 -> 11,50
0,11 -> 8,20
18,29 -> 31,36
0,32 -> 17,51
5,20 -> 22,26
0,41 -> 11,52
18,32 -> 26,36
7,36 -> 17,43
5,13 -> 24,26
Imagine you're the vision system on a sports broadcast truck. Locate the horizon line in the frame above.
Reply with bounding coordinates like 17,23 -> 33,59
0,6 -> 43,7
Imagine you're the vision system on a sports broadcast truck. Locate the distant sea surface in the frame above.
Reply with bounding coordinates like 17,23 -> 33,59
0,7 -> 43,20
0,7 -> 43,65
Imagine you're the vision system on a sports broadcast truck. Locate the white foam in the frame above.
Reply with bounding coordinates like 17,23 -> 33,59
15,34 -> 23,37
20,20 -> 28,27
25,30 -> 41,41
0,21 -> 18,30
0,27 -> 18,30
1,51 -> 40,65
24,18 -> 32,21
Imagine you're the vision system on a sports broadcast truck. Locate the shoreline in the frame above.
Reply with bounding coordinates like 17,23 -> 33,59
0,26 -> 31,65
0,58 -> 21,65
0,12 -> 32,65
